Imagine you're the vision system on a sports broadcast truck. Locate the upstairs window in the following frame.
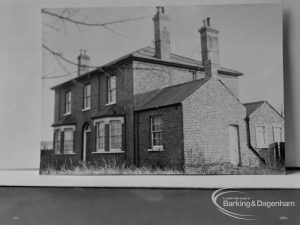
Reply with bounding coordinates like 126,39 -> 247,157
65,91 -> 71,115
255,126 -> 266,148
273,126 -> 284,142
64,128 -> 74,154
150,116 -> 163,151
106,76 -> 116,104
83,84 -> 91,110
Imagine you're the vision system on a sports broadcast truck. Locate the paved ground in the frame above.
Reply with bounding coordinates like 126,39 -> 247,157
0,188 -> 299,225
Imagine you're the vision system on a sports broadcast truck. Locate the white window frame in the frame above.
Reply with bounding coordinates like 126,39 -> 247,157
273,124 -> 284,143
53,125 -> 76,155
106,76 -> 116,105
255,125 -> 267,148
64,91 -> 71,115
92,117 -> 124,154
54,129 -> 61,154
109,120 -> 122,152
82,84 -> 91,110
63,128 -> 75,155
95,121 -> 105,152
148,116 -> 164,151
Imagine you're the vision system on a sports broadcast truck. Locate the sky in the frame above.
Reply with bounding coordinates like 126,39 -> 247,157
42,4 -> 283,141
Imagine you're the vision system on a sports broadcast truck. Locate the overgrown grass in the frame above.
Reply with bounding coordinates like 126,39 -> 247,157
186,163 -> 285,175
40,159 -> 285,175
40,159 -> 183,175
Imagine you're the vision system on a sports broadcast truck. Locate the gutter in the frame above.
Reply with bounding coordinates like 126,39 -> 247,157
245,117 -> 266,166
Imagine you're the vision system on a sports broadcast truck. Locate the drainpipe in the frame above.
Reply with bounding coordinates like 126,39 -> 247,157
134,111 -> 140,166
245,117 -> 266,166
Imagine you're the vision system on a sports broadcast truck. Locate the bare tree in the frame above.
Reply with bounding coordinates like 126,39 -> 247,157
42,8 -> 151,80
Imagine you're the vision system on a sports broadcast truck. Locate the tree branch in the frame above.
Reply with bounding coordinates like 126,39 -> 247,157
42,9 -> 150,27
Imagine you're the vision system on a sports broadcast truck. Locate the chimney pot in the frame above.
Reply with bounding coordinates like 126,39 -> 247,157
153,6 -> 170,60
77,49 -> 90,76
199,18 -> 219,78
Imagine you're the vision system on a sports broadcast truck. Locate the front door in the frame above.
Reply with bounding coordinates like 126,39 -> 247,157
82,124 -> 91,162
229,125 -> 240,166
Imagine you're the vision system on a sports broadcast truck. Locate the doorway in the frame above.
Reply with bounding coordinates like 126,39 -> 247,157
228,125 -> 241,166
82,123 -> 91,162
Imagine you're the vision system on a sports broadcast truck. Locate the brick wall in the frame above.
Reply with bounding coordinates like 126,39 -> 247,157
182,78 -> 259,168
49,62 -> 135,166
132,61 -> 205,107
136,105 -> 184,170
218,74 -> 239,97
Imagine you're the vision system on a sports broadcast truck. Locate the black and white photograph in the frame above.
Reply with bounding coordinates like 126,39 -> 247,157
2,0 -> 300,224
40,4 -> 285,175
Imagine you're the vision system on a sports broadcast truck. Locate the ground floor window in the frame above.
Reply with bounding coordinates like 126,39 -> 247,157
54,130 -> 61,154
255,126 -> 266,148
273,126 -> 284,142
150,115 -> 163,151
53,126 -> 76,154
64,128 -> 74,154
94,117 -> 124,153
96,122 -> 105,151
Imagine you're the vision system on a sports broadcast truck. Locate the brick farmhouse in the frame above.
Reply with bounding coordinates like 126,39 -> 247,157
42,7 -> 284,171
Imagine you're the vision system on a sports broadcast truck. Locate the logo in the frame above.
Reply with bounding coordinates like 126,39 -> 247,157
211,189 -> 296,221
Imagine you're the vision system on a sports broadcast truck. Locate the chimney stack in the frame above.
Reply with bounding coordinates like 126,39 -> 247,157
199,17 -> 219,78
77,49 -> 90,76
153,6 -> 170,60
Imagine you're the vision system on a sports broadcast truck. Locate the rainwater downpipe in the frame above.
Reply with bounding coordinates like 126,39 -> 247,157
245,117 -> 266,166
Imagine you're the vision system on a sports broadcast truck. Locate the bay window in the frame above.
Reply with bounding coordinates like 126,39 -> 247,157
93,117 -> 124,153
53,126 -> 76,155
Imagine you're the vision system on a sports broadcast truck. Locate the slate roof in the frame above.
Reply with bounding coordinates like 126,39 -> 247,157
51,47 -> 243,90
91,104 -> 126,119
244,101 -> 266,117
136,78 -> 210,111
52,115 -> 77,127
130,47 -> 243,76
244,101 -> 283,118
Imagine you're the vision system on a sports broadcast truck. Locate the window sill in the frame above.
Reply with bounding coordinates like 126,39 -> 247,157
92,150 -> 124,154
63,112 -> 71,116
148,147 -> 164,152
82,108 -> 90,112
54,152 -> 75,155
256,146 -> 268,149
105,102 -> 116,106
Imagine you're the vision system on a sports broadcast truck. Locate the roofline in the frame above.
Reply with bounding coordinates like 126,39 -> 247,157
244,100 -> 266,118
244,100 -> 266,106
135,102 -> 182,112
90,113 -> 127,120
51,122 -> 76,127
135,78 -> 210,111
244,100 -> 284,119
50,52 -> 243,90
